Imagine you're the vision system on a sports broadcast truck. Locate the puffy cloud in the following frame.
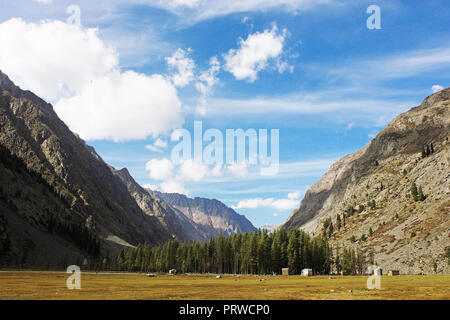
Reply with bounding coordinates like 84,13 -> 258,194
195,56 -> 221,96
287,190 -> 302,200
232,191 -> 301,210
0,18 -> 118,102
232,198 -> 274,210
166,48 -> 196,87
146,138 -> 169,153
224,24 -> 288,82
142,183 -> 160,191
145,158 -> 175,181
154,138 -> 168,148
210,164 -> 223,177
144,159 -> 224,195
160,180 -> 190,195
177,159 -> 209,182
432,84 -> 444,93
271,198 -> 300,210
0,18 -> 185,142
55,71 -> 183,141
227,162 -> 248,177
194,56 -> 221,115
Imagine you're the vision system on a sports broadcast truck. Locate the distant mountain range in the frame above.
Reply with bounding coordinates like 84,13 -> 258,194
284,88 -> 450,274
0,70 -> 254,267
151,191 -> 256,239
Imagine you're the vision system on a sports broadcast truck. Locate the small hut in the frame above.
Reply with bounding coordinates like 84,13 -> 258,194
301,269 -> 313,277
388,270 -> 400,276
281,268 -> 289,276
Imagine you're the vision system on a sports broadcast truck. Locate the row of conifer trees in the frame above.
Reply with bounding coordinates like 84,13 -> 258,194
116,228 -> 335,275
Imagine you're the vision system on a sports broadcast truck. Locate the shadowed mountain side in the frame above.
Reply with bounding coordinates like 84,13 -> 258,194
0,70 -> 172,266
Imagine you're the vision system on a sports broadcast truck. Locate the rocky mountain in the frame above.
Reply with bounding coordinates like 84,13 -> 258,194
152,191 -> 256,238
113,168 -> 207,242
0,70 -> 173,267
284,88 -> 450,274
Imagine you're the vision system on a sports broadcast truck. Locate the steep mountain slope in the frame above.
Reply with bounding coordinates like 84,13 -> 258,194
152,191 -> 256,238
0,71 -> 172,266
113,168 -> 207,241
284,88 -> 450,274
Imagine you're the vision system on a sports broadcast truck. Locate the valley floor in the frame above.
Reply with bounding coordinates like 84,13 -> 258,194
0,271 -> 449,300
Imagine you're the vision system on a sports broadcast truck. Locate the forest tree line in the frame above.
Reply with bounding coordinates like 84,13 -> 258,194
115,228 -> 369,275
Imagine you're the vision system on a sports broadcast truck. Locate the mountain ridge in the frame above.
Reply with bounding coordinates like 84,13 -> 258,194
152,191 -> 256,238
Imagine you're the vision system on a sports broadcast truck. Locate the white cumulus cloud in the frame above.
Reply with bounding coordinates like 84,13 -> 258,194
224,24 -> 288,82
146,138 -> 169,153
232,191 -> 302,211
0,18 -> 184,142
160,180 -> 190,195
227,162 -> 249,177
0,18 -> 118,102
55,71 -> 183,142
145,158 -> 175,181
166,48 -> 196,87
177,159 -> 209,182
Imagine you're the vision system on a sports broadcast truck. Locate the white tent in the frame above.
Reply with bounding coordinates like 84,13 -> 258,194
301,268 -> 313,276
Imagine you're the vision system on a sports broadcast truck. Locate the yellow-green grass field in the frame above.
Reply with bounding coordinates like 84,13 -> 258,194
0,272 -> 448,300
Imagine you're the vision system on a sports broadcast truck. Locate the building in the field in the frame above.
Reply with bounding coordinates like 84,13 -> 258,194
301,268 -> 313,277
281,268 -> 289,276
388,270 -> 400,276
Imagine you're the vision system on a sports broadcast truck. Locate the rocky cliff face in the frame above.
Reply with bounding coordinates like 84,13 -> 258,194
0,71 -> 172,266
284,88 -> 450,274
153,191 -> 256,238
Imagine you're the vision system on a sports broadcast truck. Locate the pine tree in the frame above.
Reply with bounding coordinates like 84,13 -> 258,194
421,145 -> 426,158
328,223 -> 334,239
411,182 -> 419,201
430,143 -> 434,153
418,186 -> 426,201
426,145 -> 430,156
271,236 -> 282,274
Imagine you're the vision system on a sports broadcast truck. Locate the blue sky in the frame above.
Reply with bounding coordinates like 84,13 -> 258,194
0,0 -> 449,227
